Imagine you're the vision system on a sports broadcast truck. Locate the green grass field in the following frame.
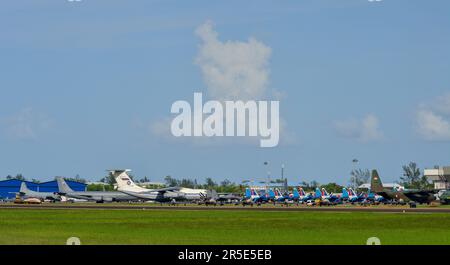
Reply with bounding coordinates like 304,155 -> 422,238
0,209 -> 449,245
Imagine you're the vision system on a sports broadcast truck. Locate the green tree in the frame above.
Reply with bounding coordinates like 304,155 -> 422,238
87,184 -> 115,191
164,176 -> 178,187
56,175 -> 86,183
204,178 -> 217,189
15,174 -> 26,181
418,175 -> 433,190
349,168 -> 370,189
180,178 -> 195,188
216,179 -> 241,193
139,176 -> 150,183
99,174 -> 116,185
321,182 -> 344,194
300,180 -> 319,192
220,179 -> 232,187
400,162 -> 432,189
400,162 -> 421,189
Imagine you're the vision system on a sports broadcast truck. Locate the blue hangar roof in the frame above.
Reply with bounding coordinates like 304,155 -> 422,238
0,179 -> 87,199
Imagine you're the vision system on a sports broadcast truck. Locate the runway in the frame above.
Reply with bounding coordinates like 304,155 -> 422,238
1,204 -> 450,213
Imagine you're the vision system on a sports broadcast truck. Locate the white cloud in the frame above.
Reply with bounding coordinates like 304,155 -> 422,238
416,109 -> 450,141
195,20 -> 272,101
415,92 -> 450,141
0,108 -> 52,140
333,114 -> 383,143
148,21 -> 297,146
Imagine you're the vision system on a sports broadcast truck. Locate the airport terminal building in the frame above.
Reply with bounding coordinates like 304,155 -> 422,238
0,179 -> 87,200
424,166 -> 450,190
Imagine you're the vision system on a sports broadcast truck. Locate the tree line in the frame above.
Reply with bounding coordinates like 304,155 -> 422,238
2,161 -> 433,193
348,161 -> 433,191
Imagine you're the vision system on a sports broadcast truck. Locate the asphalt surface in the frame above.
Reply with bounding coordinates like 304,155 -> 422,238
1,203 -> 450,213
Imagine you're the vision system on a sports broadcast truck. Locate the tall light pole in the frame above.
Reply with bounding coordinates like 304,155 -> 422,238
352,159 -> 359,173
264,161 -> 270,188
281,163 -> 287,193
352,159 -> 359,189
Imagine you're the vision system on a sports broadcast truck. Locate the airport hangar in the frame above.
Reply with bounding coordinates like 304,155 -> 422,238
0,179 -> 87,200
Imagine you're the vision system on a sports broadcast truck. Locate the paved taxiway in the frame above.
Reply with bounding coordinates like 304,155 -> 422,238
1,204 -> 450,213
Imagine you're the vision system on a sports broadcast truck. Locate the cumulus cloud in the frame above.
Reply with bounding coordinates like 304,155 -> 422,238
148,21 -> 296,147
333,114 -> 383,143
195,21 -> 272,101
415,93 -> 450,141
0,108 -> 52,140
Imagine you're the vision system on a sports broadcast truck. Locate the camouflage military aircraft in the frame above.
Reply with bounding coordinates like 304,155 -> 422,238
440,190 -> 450,204
371,170 -> 436,204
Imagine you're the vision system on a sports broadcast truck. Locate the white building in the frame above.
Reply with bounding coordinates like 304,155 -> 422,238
358,183 -> 404,190
424,166 -> 450,190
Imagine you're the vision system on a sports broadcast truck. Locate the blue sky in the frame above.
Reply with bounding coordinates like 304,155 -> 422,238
1,0 -> 450,185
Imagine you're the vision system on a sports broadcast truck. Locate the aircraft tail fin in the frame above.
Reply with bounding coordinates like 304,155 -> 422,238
109,169 -> 146,192
315,187 -> 321,198
342,188 -> 349,198
56,177 -> 74,193
371,170 -> 384,193
19,182 -> 30,194
275,189 -> 280,197
298,187 -> 306,196
268,189 -> 275,199
245,188 -> 251,199
293,188 -> 300,199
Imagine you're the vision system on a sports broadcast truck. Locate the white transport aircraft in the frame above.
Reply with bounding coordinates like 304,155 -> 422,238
111,169 -> 207,202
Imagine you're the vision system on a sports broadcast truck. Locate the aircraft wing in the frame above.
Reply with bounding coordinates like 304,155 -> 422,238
373,191 -> 392,200
403,190 -> 434,196
403,190 -> 436,203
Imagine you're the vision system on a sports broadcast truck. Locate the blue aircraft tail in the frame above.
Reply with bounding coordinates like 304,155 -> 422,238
293,188 -> 300,199
245,188 -> 251,199
315,188 -> 322,198
342,188 -> 349,199
268,189 -> 275,199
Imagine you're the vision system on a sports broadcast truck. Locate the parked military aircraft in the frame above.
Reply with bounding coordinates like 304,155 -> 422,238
16,182 -> 60,202
197,190 -> 241,205
370,170 -> 436,204
56,177 -> 137,203
268,188 -> 286,202
366,188 -> 384,203
243,188 -> 263,205
296,187 -> 313,202
111,169 -> 188,202
178,187 -> 209,201
314,187 -> 340,203
341,188 -> 359,203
